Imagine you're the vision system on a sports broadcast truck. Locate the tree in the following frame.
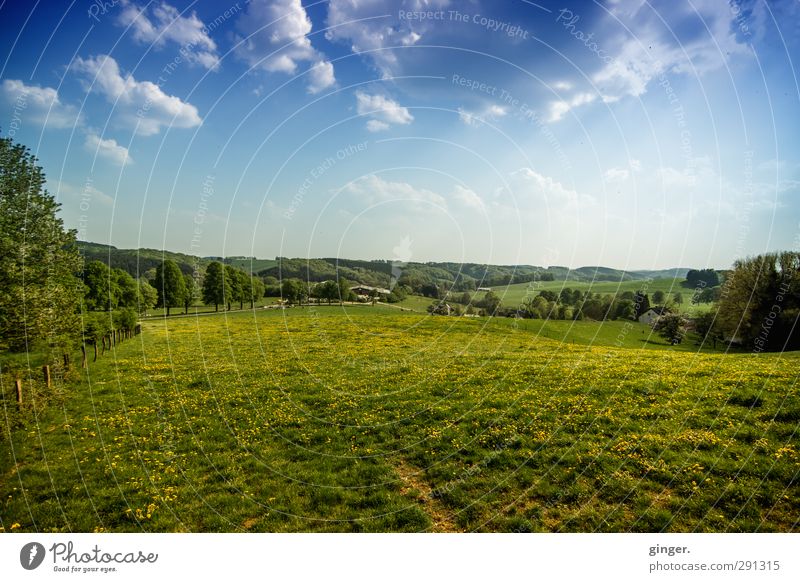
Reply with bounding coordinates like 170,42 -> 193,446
479,291 -> 502,315
615,299 -> 636,321
282,278 -> 307,305
685,269 -> 720,289
138,279 -> 158,314
114,268 -> 138,308
338,278 -> 354,304
224,265 -> 241,311
0,135 -> 83,353
632,291 -> 650,319
316,280 -> 339,305
248,277 -> 265,308
652,290 -> 666,305
202,261 -> 227,311
235,269 -> 250,310
154,259 -> 186,316
653,313 -> 688,345
182,274 -> 199,314
717,252 -> 800,350
694,311 -> 722,348
84,260 -> 112,311
673,292 -> 683,306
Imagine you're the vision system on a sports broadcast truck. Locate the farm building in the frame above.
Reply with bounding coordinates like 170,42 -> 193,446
638,306 -> 671,325
477,287 -> 492,292
350,284 -> 391,298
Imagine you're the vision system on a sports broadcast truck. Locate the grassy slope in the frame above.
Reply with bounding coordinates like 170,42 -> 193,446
1,308 -> 797,532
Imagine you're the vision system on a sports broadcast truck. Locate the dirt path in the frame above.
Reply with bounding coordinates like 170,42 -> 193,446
394,459 -> 461,532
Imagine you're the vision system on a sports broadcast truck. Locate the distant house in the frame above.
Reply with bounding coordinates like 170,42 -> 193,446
477,287 -> 492,292
350,284 -> 391,298
638,306 -> 671,325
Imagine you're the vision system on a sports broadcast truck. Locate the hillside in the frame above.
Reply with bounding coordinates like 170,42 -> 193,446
76,241 -> 692,288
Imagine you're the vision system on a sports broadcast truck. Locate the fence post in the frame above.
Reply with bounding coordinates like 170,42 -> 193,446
42,365 -> 51,388
15,378 -> 22,406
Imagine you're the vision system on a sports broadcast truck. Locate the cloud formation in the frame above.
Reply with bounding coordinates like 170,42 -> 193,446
1,79 -> 81,129
117,0 -> 220,70
355,91 -> 414,132
72,54 -> 202,136
235,0 -> 335,93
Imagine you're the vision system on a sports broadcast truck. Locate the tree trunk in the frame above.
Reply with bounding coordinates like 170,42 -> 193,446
215,303 -> 218,312
43,365 -> 51,388
81,345 -> 87,368
15,378 -> 22,406
63,353 -> 70,370
101,336 -> 106,355
166,306 -> 170,316
93,343 -> 98,362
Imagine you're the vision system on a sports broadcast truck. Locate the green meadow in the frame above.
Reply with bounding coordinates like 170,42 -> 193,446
1,306 -> 798,532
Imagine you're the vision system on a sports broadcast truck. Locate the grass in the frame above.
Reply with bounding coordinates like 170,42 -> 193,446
471,277 -> 712,315
1,307 -> 798,532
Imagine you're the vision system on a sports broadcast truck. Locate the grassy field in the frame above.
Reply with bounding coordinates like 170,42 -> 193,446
466,277 -> 712,315
1,306 -> 798,532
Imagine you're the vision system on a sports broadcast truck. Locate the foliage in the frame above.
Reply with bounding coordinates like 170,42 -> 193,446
716,252 -> 800,350
154,260 -> 186,316
202,261 -> 228,311
653,313 -> 688,345
0,135 -> 83,353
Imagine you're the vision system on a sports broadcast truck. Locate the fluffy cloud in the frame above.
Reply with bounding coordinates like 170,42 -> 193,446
458,104 -> 507,126
1,79 -> 80,129
72,54 -> 202,136
451,184 -> 484,210
326,0 -> 450,77
340,174 -> 445,208
547,92 -> 596,122
117,1 -> 220,70
235,0 -> 335,93
84,133 -> 133,166
356,91 -> 413,131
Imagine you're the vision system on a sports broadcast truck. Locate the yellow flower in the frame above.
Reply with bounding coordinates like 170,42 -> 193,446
11,523 -> 21,530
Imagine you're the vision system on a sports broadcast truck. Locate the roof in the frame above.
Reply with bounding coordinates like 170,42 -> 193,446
647,306 -> 671,315
350,284 -> 391,294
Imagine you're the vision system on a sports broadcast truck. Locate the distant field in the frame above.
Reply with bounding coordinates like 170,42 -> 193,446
2,307 -> 797,532
468,278 -> 711,314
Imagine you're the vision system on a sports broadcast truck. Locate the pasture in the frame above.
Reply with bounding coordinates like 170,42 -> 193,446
1,306 -> 798,532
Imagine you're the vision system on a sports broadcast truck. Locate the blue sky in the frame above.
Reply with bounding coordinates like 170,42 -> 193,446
1,0 -> 799,269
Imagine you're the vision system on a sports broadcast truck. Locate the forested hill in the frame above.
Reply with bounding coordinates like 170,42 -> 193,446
76,241 -> 690,288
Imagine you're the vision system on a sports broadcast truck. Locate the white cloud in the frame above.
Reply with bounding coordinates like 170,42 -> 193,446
307,60 -> 335,94
117,1 -> 220,70
547,92 -> 596,122
356,91 -> 413,131
451,184 -> 484,210
340,174 -> 445,208
326,0 -> 450,77
234,0 -> 335,93
604,167 -> 630,182
594,1 -> 751,103
508,168 -> 589,209
458,104 -> 507,126
1,79 -> 80,129
72,54 -> 202,136
84,133 -> 133,166
366,119 -> 390,132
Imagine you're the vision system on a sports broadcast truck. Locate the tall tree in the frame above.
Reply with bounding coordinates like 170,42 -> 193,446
202,261 -> 226,311
183,273 -> 199,314
114,268 -> 138,308
154,259 -> 185,316
224,265 -> 241,311
0,135 -> 83,353
249,276 -> 265,308
83,260 -> 115,311
236,269 -> 250,310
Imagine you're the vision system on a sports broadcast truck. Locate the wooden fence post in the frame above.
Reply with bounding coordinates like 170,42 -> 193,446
15,378 -> 22,406
42,365 -> 51,388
